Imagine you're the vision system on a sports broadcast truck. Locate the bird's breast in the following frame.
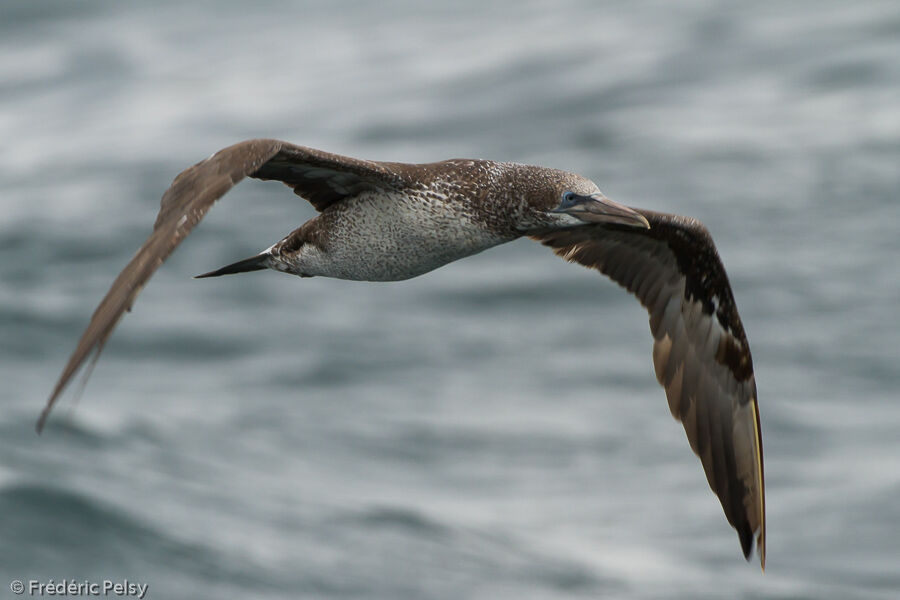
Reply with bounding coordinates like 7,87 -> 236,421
295,190 -> 516,281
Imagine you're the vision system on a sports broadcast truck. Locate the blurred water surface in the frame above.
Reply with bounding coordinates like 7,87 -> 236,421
2,1 -> 899,598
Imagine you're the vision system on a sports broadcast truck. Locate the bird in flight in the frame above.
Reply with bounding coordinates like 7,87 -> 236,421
39,139 -> 765,568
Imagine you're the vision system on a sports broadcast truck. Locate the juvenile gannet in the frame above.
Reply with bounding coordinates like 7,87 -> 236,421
38,139 -> 765,568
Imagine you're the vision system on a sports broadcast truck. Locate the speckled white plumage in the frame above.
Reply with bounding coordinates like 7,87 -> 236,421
269,188 -> 514,281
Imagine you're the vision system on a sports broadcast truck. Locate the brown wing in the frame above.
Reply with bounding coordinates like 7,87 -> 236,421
532,210 -> 765,569
38,139 -> 405,432
250,143 -> 405,212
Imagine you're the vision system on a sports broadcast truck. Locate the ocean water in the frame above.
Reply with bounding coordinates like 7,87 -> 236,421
2,1 -> 899,598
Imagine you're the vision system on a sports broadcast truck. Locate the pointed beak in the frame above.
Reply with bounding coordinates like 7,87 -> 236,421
550,193 -> 650,229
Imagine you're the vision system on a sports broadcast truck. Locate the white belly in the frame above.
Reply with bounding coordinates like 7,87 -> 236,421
299,191 -> 514,281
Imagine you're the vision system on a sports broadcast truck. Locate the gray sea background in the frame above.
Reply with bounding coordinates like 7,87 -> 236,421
2,1 -> 899,598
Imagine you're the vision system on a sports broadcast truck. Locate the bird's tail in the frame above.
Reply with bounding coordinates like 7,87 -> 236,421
194,254 -> 270,278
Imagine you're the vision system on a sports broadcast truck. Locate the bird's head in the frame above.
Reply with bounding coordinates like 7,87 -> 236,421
550,189 -> 649,228
516,169 -> 650,229
537,170 -> 649,229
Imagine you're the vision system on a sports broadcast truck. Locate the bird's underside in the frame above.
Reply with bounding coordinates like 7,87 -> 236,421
39,139 -> 765,569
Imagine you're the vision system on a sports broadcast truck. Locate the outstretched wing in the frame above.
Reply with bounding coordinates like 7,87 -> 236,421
532,210 -> 765,569
38,139 -> 404,432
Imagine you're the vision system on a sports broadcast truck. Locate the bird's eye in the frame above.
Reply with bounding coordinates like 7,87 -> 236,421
562,191 -> 577,202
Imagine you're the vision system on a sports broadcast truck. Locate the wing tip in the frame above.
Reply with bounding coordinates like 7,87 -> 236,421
738,523 -> 766,572
35,393 -> 58,434
35,409 -> 48,435
36,382 -> 65,434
